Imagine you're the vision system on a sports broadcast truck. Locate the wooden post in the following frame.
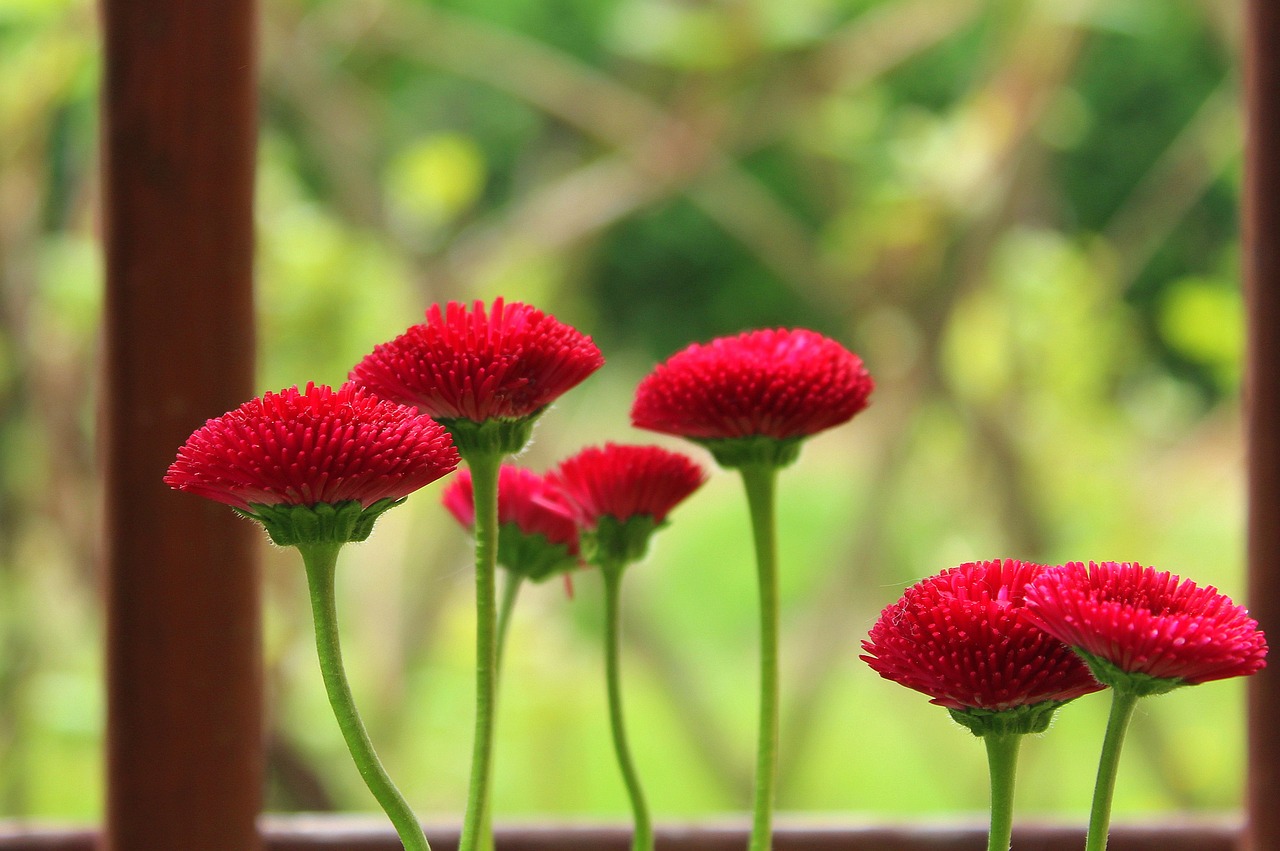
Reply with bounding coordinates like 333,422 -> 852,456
100,0 -> 262,848
1246,3 -> 1280,851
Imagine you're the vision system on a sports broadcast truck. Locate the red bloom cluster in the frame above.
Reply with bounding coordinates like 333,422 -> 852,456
165,383 -> 460,511
631,328 -> 873,441
551,443 -> 706,528
350,298 -> 604,422
861,560 -> 1103,713
1024,562 -> 1268,686
442,465 -> 580,554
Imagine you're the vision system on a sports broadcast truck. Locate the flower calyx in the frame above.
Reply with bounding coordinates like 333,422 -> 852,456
696,435 -> 803,470
947,700 -> 1070,738
498,523 -> 580,582
1075,650 -> 1185,697
238,498 -> 405,548
439,415 -> 541,460
585,514 -> 663,576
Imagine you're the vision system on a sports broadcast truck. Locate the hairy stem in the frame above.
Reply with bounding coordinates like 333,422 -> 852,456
602,564 -> 653,851
459,452 -> 503,851
299,542 -> 429,851
1085,689 -> 1140,851
495,571 -> 524,674
983,733 -> 1020,851
740,464 -> 780,851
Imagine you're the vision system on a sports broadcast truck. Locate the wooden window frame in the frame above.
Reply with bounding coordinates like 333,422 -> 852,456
19,0 -> 1270,848
0,818 -> 1245,850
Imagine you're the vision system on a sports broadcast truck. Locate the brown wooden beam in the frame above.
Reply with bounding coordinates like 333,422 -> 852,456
0,821 -> 1244,851
1245,2 -> 1280,851
100,0 -> 262,847
263,821 -> 1241,851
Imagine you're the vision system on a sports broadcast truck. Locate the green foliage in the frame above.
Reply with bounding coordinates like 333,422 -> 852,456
591,200 -> 833,357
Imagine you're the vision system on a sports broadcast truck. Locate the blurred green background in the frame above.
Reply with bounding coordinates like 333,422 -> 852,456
0,0 -> 1250,828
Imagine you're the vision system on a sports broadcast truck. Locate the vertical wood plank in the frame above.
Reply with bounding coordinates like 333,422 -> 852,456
1246,3 -> 1280,851
100,0 -> 262,847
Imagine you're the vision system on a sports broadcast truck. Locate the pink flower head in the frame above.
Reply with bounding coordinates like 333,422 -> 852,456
350,298 -> 604,423
551,443 -> 706,529
442,465 -> 580,555
861,560 -> 1103,717
1024,562 -> 1267,689
631,328 -> 873,443
165,383 -> 460,512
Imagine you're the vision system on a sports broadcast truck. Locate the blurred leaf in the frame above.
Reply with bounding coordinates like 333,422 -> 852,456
384,133 -> 487,234
607,0 -> 735,69
1157,276 -> 1242,389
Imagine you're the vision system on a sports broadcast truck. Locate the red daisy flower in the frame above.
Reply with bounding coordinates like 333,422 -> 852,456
443,465 -> 580,554
861,560 -> 1103,715
631,328 -> 874,443
165,382 -> 460,512
350,298 -> 604,423
1024,562 -> 1268,688
551,443 -> 706,528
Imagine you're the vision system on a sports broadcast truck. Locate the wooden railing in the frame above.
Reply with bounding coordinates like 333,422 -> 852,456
0,819 -> 1246,850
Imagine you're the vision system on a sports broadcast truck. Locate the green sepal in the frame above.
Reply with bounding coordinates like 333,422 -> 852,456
1076,649 -> 1185,697
585,514 -> 663,576
948,700 -> 1070,738
695,435 -> 804,470
236,498 -> 405,547
439,413 -> 542,459
497,522 -> 579,583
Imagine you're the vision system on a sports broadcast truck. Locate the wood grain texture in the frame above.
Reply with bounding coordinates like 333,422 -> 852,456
100,0 -> 262,847
0,820 -> 1242,851
1245,4 -> 1280,851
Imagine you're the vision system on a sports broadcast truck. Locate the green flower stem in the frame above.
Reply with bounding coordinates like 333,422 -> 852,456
740,463 -> 780,851
495,571 -> 524,674
1085,689 -> 1140,851
459,451 -> 504,851
601,562 -> 654,851
474,571 -> 524,851
983,733 -> 1021,851
299,542 -> 429,851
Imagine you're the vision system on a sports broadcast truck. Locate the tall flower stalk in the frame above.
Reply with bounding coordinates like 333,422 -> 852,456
739,461 -> 780,842
632,328 -> 873,851
300,539 -> 429,849
442,460 -> 582,846
351,298 -> 602,851
442,464 -> 582,672
165,383 -> 461,850
552,443 -> 706,851
861,560 -> 1104,851
1024,562 -> 1268,851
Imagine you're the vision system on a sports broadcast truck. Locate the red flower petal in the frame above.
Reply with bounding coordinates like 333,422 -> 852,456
350,298 -> 604,422
631,328 -> 873,441
861,560 -> 1103,712
1024,562 -> 1268,685
551,443 -> 706,527
165,382 -> 459,511
442,465 -> 580,554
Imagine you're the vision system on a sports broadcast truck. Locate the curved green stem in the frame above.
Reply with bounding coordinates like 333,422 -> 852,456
459,451 -> 503,851
495,572 -> 524,675
1085,689 -> 1140,851
740,464 -> 780,851
601,564 -> 653,851
983,733 -> 1021,851
299,542 -> 429,851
